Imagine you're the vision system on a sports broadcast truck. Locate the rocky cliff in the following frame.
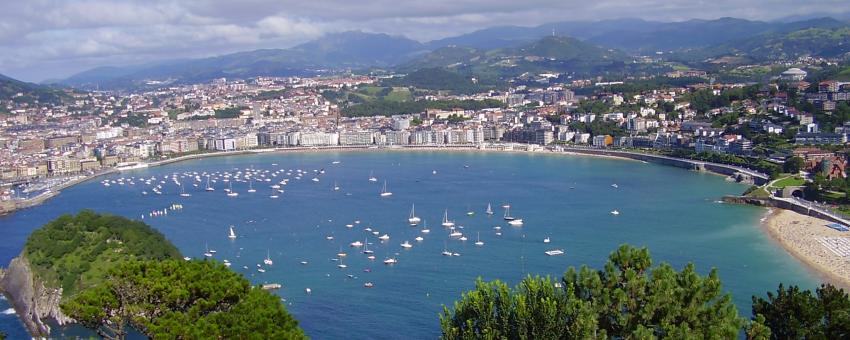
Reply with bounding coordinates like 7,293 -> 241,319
0,255 -> 71,337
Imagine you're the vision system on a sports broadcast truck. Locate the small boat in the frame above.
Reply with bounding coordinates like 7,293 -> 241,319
611,184 -> 619,188
442,241 -> 453,256
475,232 -> 484,246
203,243 -> 213,257
611,210 -> 620,215
401,241 -> 412,249
332,161 -> 341,164
228,225 -> 237,239
350,240 -> 364,247
363,282 -> 374,288
247,180 -> 256,193
300,261 -> 308,265
486,203 -> 493,215
378,234 -> 390,241
459,236 -> 468,241
312,177 -> 320,182
183,256 -> 191,261
205,176 -> 215,191
543,237 -> 551,244
263,250 -> 274,265
262,283 -> 282,290
415,236 -> 424,241
226,182 -> 238,197
305,288 -> 312,294
380,180 -> 393,197
368,171 -> 377,182
441,210 -> 455,227
408,204 -> 421,225
326,236 -> 334,240
450,231 -> 463,238
432,170 -> 437,175
257,268 -> 266,273
333,181 -> 340,191
466,206 -> 475,216
179,184 -> 191,197
503,206 -> 515,221
383,258 -> 397,265
545,249 -> 565,256
508,219 -> 524,226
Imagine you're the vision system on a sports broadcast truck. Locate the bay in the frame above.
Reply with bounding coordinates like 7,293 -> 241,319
0,150 -> 818,338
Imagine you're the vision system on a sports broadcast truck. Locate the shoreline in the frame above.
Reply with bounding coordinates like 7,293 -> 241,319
761,208 -> 850,290
1,145 -> 756,216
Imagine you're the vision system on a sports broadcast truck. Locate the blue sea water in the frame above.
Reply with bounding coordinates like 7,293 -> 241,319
0,151 -> 818,338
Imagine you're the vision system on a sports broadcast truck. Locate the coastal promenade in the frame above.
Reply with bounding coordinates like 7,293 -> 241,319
554,146 -> 771,185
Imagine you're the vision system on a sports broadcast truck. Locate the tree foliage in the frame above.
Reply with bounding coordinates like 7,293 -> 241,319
440,245 -> 745,339
24,210 -> 181,296
62,259 -> 306,340
752,283 -> 850,339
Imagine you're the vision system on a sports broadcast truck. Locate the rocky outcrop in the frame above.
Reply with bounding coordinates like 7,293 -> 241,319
0,255 -> 72,337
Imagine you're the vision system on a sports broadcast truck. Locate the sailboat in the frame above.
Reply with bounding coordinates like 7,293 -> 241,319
486,203 -> 494,215
228,225 -> 237,239
368,171 -> 377,182
441,210 -> 455,227
408,204 -> 421,225
333,181 -> 340,191
380,180 -> 393,197
205,176 -> 214,191
503,206 -> 515,221
269,188 -> 279,199
442,241 -> 453,256
179,184 -> 191,197
466,205 -> 475,216
363,239 -> 374,254
421,220 -> 430,233
203,243 -> 213,257
475,232 -> 484,246
247,180 -> 256,193
263,250 -> 273,265
401,240 -> 412,249
227,182 -> 238,197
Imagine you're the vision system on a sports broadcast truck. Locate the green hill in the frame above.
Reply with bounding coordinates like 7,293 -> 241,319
675,26 -> 850,63
0,74 -> 70,106
23,210 -> 181,296
403,36 -> 631,80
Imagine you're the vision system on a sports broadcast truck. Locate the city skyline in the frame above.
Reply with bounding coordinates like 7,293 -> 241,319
1,0 -> 849,82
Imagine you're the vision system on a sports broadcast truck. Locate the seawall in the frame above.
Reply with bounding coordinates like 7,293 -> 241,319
722,196 -> 850,226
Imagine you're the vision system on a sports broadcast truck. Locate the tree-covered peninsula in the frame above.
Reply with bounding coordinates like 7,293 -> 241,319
0,210 -> 305,339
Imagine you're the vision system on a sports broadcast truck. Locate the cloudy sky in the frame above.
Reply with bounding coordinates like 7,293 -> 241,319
0,0 -> 846,82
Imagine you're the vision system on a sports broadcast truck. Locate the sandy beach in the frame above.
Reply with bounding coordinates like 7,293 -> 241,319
763,208 -> 850,289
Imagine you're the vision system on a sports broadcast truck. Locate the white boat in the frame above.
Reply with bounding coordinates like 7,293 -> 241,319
503,206 -> 515,221
350,240 -> 364,247
408,204 -> 421,225
486,203 -> 493,215
611,210 -> 620,215
312,177 -> 320,182
459,236 -> 468,241
611,183 -> 619,188
401,241 -> 412,249
257,268 -> 266,273
543,237 -> 551,243
226,182 -> 238,197
383,258 -> 397,265
203,243 -> 213,257
179,184 -> 191,197
333,181 -> 340,191
228,225 -> 237,239
183,256 -> 191,261
475,232 -> 484,246
378,234 -> 390,241
362,239 -> 374,254
441,210 -> 455,227
442,241 -> 453,256
545,249 -> 565,256
449,231 -> 463,238
415,236 -> 424,241
247,180 -> 256,193
380,181 -> 393,197
263,250 -> 274,265
508,219 -> 524,226
326,236 -> 334,240
368,171 -> 377,182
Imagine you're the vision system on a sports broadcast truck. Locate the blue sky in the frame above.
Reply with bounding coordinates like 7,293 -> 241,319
0,0 -> 847,82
